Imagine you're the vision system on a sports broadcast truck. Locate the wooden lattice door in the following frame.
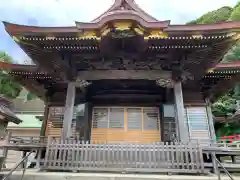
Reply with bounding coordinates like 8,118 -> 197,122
91,106 -> 161,143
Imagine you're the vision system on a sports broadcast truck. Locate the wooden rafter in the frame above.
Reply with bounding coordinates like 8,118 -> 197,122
207,73 -> 240,101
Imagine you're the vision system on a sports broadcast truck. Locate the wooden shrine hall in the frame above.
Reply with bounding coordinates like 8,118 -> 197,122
2,0 -> 240,144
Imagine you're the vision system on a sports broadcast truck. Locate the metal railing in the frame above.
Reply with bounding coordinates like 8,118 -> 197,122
2,150 -> 34,180
215,157 -> 234,180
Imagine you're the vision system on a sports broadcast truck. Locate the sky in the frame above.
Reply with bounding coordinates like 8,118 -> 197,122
0,0 -> 238,63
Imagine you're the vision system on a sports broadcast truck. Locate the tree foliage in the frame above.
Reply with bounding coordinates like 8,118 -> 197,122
229,2 -> 240,20
0,51 -> 22,99
0,51 -> 37,100
187,7 -> 233,24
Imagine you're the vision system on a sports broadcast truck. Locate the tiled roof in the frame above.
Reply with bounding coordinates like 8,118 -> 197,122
8,114 -> 42,128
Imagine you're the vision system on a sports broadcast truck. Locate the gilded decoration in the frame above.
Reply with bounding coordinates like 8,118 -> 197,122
99,22 -> 137,38
230,32 -> 240,40
12,36 -> 21,42
111,30 -> 135,38
79,30 -> 100,40
144,30 -> 168,40
192,34 -> 203,39
45,36 -> 56,40
156,79 -> 173,88
111,22 -> 135,38
133,25 -> 145,35
113,22 -> 132,31
100,25 -> 111,37
12,36 -> 39,48
207,68 -> 215,73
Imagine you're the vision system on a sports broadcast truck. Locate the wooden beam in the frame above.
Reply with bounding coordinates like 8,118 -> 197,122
77,70 -> 172,80
15,77 -> 46,101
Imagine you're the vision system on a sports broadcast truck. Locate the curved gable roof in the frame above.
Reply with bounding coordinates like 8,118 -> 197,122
91,0 -> 158,23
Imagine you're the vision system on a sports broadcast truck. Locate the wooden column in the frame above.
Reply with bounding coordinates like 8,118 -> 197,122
62,82 -> 76,138
174,81 -> 189,143
83,102 -> 91,141
205,98 -> 218,174
40,102 -> 49,136
205,98 -> 216,141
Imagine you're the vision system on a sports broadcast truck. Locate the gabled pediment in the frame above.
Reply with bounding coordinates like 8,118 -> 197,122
92,0 -> 158,23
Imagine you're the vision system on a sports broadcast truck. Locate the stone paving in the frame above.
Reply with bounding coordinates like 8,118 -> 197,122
1,170 -> 240,180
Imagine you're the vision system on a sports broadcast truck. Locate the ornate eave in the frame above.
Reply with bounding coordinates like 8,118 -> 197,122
0,96 -> 22,124
2,0 -> 240,103
1,61 -> 240,103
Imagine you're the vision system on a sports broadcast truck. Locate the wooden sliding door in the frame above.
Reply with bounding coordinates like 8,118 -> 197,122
91,107 -> 161,143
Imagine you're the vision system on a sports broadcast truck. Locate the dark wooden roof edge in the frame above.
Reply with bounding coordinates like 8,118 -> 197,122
4,20 -> 240,36
1,61 -> 240,73
214,61 -> 240,69
76,15 -> 170,29
2,21 -> 78,35
166,21 -> 240,32
91,0 -> 158,23
0,61 -> 39,72
0,96 -> 22,124
0,111 -> 22,124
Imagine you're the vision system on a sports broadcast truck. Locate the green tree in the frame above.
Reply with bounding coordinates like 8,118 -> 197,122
0,51 -> 22,99
222,2 -> 240,62
229,2 -> 240,20
223,42 -> 240,62
0,51 -> 37,100
187,6 -> 233,24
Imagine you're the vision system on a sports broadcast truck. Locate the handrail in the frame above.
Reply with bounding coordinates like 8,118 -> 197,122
20,154 -> 28,180
215,158 -> 234,180
2,150 -> 34,180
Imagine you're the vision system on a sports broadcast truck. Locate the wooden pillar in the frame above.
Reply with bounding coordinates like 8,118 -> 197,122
87,103 -> 93,141
40,102 -> 49,136
205,98 -> 218,174
174,81 -> 189,143
205,98 -> 216,141
62,82 -> 76,138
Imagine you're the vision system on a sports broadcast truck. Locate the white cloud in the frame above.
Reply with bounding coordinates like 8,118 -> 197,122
1,0 -> 238,25
136,0 -> 238,23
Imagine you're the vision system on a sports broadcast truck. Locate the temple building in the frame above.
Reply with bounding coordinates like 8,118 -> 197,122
2,0 -> 240,144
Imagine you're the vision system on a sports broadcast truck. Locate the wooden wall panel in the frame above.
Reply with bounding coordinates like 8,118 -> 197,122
183,91 -> 205,105
91,129 -> 161,143
45,107 -> 78,137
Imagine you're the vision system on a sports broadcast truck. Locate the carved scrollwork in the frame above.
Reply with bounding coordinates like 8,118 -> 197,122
156,78 -> 173,88
75,79 -> 91,88
111,29 -> 136,38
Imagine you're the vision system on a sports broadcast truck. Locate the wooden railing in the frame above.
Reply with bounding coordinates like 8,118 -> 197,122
1,133 -> 239,174
42,137 -> 205,174
3,134 -> 47,151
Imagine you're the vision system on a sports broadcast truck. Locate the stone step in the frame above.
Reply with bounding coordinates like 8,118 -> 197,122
0,170 -> 239,180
